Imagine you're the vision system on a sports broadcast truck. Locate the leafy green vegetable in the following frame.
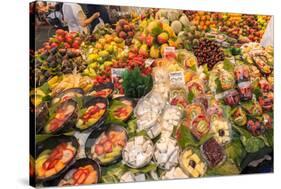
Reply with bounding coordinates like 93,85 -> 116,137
177,125 -> 197,149
38,82 -> 50,95
122,68 -> 153,98
101,162 -> 157,183
104,100 -> 127,127
36,131 -> 74,143
233,125 -> 265,153
127,119 -> 137,137
202,64 -> 209,77
101,162 -> 127,183
221,104 -> 232,120
104,113 -> 127,127
258,129 -> 273,147
225,139 -> 246,166
229,47 -> 241,56
187,91 -> 195,104
206,160 -> 240,176
223,59 -> 235,72
253,88 -> 263,99
176,125 -> 213,148
129,163 -> 157,174
214,77 -> 223,93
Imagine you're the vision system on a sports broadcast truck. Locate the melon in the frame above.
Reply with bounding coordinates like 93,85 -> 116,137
171,20 -> 183,34
167,10 -> 180,22
160,17 -> 170,25
179,14 -> 190,27
147,20 -> 162,36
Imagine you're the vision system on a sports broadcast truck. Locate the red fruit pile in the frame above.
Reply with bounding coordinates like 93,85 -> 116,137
38,29 -> 82,54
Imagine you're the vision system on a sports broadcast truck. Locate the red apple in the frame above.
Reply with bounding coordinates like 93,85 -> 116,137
65,34 -> 73,44
51,42 -> 58,48
146,34 -> 154,47
56,35 -> 64,43
72,40 -> 80,49
55,29 -> 65,36
64,43 -> 71,49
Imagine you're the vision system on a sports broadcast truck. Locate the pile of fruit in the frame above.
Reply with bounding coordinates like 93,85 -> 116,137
132,20 -> 178,59
80,34 -> 126,77
115,19 -> 136,45
31,7 -> 273,188
35,30 -> 83,85
185,11 -> 270,43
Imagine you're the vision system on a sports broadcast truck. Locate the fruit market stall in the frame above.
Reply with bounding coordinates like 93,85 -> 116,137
30,6 -> 273,187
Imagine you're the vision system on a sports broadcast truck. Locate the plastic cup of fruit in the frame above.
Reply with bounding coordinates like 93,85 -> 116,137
179,147 -> 207,178
122,136 -> 154,169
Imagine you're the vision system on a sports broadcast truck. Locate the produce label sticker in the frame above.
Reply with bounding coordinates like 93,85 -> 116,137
145,58 -> 155,67
169,71 -> 185,85
164,46 -> 176,58
111,68 -> 127,81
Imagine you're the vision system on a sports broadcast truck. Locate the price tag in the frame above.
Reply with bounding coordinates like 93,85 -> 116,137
169,71 -> 185,85
145,58 -> 155,67
164,46 -> 176,58
111,68 -> 127,82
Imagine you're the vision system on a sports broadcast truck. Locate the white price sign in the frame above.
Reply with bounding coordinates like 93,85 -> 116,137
145,58 -> 155,67
111,68 -> 127,82
169,71 -> 185,85
164,46 -> 176,57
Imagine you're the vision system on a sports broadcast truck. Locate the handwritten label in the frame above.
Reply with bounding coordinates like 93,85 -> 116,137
169,71 -> 185,85
145,58 -> 155,67
111,68 -> 127,82
164,46 -> 176,58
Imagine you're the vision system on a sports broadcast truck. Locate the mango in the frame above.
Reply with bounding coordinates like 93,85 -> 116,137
160,43 -> 168,57
147,20 -> 162,36
87,53 -> 99,62
139,44 -> 148,57
157,32 -> 169,44
150,45 -> 160,58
